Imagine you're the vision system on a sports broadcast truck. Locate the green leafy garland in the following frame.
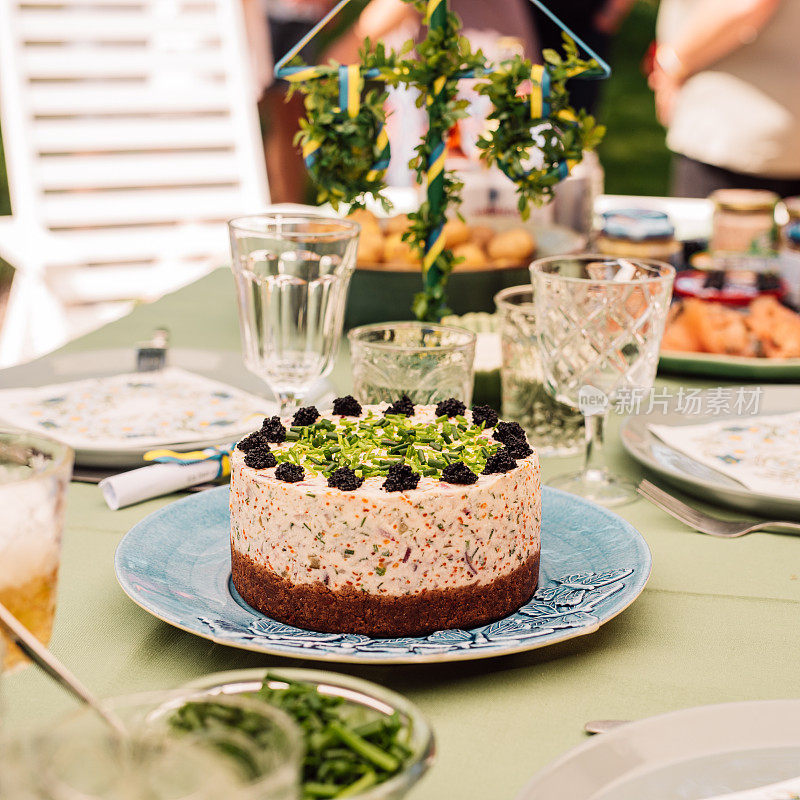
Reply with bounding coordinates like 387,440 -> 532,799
288,3 -> 605,321
476,37 -> 606,215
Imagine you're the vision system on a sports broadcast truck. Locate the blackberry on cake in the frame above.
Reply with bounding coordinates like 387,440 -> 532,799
327,466 -> 364,491
493,421 -> 527,446
382,463 -> 420,492
244,446 -> 277,470
274,463 -> 304,483
384,395 -> 414,417
332,395 -> 363,416
261,416 -> 287,443
292,406 -> 320,427
440,462 -> 479,485
482,448 -> 517,474
504,438 -> 533,459
237,431 -> 266,452
435,397 -> 466,418
471,405 -> 499,429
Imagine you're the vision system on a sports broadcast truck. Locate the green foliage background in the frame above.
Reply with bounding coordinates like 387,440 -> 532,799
597,1 -> 670,195
0,0 -> 667,229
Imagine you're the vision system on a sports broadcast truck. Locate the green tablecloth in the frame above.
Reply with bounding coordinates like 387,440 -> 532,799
4,270 -> 800,799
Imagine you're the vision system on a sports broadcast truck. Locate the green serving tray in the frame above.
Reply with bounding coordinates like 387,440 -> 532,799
344,222 -> 584,329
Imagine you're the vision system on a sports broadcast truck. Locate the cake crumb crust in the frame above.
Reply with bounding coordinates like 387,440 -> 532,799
231,548 -> 540,637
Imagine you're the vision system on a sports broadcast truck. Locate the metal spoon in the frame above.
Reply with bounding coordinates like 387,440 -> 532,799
0,601 -> 127,737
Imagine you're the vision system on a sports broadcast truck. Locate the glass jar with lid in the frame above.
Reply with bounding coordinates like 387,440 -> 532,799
710,189 -> 778,255
596,209 -> 680,263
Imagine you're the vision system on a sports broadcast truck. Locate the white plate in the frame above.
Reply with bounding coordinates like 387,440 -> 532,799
518,699 -> 800,800
0,349 -> 275,467
620,385 -> 800,520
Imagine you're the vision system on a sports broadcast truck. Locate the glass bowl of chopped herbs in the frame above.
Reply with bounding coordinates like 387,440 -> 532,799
25,689 -> 302,800
178,669 -> 435,800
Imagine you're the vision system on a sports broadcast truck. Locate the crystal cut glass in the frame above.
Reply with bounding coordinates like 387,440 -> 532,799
348,322 -> 476,406
494,285 -> 584,456
530,255 -> 674,506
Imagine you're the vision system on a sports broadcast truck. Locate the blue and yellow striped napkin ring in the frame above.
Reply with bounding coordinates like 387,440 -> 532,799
144,444 -> 234,479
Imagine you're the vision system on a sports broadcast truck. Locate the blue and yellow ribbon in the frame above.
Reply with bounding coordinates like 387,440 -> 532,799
338,64 -> 362,118
144,443 -> 233,479
302,139 -> 321,169
282,66 -> 323,83
425,0 -> 446,26
423,140 -> 447,273
529,64 -> 550,119
366,123 -> 390,182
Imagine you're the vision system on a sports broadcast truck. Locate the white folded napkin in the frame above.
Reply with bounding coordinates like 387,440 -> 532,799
649,411 -> 800,500
100,458 -> 225,510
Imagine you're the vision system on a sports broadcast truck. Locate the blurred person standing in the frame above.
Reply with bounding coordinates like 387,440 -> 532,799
325,0 -> 539,64
258,0 -> 335,203
652,0 -> 800,197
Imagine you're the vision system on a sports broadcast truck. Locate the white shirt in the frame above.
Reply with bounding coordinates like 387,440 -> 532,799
658,0 -> 800,178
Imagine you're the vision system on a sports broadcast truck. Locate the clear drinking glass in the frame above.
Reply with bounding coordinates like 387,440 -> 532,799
494,286 -> 584,456
530,255 -> 674,506
0,429 -> 73,671
348,321 -> 476,405
229,214 -> 360,416
13,690 -> 303,800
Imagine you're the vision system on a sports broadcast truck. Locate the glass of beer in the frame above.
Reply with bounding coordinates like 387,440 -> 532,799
0,429 -> 73,670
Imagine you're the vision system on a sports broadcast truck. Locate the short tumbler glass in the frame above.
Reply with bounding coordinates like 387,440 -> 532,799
494,286 -> 584,456
0,430 -> 73,671
17,690 -> 303,800
348,322 -> 476,405
229,214 -> 360,417
530,255 -> 674,507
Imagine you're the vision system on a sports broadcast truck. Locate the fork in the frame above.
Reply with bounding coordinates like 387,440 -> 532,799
637,480 -> 800,538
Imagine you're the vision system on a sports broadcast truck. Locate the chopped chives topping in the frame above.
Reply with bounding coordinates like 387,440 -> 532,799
256,406 -> 506,483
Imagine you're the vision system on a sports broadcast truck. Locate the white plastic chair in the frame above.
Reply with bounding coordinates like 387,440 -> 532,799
0,0 -> 269,366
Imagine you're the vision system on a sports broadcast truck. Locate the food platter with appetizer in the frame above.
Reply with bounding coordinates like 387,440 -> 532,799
659,296 -> 800,379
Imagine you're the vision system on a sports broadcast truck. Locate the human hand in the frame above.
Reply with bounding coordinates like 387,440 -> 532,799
649,66 -> 682,127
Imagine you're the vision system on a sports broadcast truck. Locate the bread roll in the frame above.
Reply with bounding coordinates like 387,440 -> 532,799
384,233 -> 420,266
443,219 -> 471,248
385,214 -> 412,236
347,208 -> 381,233
471,224 -> 494,249
453,243 -> 487,268
357,230 -> 385,265
487,228 -> 536,262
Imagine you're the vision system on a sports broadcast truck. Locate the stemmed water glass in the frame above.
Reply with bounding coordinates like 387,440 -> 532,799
530,255 -> 674,507
229,214 -> 360,418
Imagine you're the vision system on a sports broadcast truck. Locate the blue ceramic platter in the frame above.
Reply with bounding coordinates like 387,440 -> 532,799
115,486 -> 651,664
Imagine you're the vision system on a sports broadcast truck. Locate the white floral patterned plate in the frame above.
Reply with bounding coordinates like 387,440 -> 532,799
0,349 -> 330,467
621,385 -> 800,520
114,486 -> 651,664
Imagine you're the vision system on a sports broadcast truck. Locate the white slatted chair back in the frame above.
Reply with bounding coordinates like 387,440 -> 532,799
0,0 -> 268,364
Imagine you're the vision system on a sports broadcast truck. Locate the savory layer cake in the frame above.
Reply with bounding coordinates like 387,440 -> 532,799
229,396 -> 541,637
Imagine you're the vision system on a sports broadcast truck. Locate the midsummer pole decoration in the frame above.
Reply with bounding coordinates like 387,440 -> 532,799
275,0 -> 610,321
